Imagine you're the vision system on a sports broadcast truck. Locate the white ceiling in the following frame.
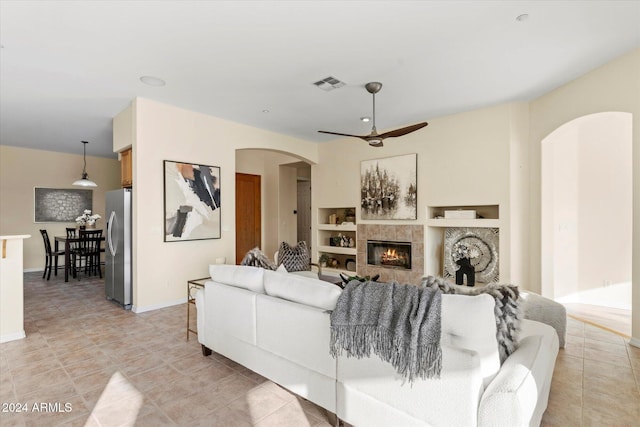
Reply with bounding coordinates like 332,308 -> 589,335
1,1 -> 639,159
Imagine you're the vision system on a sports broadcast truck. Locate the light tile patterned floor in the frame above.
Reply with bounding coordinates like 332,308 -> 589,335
1,272 -> 639,426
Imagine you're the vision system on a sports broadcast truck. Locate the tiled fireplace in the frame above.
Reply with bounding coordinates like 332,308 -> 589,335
357,224 -> 424,284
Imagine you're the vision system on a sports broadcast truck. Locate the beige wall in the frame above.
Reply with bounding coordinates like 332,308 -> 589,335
0,145 -> 121,270
123,98 -> 318,312
312,102 -> 519,283
530,48 -> 640,343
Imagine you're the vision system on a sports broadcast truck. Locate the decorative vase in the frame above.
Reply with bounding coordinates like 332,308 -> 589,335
455,257 -> 475,287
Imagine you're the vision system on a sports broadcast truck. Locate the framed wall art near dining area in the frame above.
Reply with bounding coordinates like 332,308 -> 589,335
34,187 -> 92,223
163,160 -> 221,242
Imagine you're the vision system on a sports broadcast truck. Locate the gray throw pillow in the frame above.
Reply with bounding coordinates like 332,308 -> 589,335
278,241 -> 310,272
240,247 -> 276,270
422,275 -> 521,363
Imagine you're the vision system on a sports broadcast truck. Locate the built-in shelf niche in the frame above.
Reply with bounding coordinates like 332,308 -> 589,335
425,204 -> 502,280
316,207 -> 357,274
426,204 -> 500,228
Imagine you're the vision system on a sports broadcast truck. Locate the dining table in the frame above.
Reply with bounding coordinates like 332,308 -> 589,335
54,232 -> 105,282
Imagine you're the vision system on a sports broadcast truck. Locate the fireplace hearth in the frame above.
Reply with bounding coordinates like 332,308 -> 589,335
367,240 -> 412,270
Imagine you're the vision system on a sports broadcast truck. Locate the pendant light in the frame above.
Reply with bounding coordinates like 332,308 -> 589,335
72,141 -> 97,187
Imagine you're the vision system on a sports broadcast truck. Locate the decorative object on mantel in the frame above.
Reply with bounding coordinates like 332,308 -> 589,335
75,209 -> 101,229
72,141 -> 97,187
443,227 -> 499,285
444,210 -> 477,219
318,253 -> 330,268
164,160 -> 221,241
452,242 -> 479,286
361,153 -> 417,220
330,234 -> 354,248
34,188 -> 92,223
344,208 -> 356,223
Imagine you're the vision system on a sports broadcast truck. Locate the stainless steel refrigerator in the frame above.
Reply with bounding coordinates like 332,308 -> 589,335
105,188 -> 132,309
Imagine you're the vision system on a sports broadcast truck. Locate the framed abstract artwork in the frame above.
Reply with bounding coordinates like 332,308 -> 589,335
360,153 -> 417,220
34,188 -> 92,223
443,227 -> 499,284
163,160 -> 221,242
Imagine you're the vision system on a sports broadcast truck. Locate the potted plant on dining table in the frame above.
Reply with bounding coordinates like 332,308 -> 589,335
76,209 -> 101,230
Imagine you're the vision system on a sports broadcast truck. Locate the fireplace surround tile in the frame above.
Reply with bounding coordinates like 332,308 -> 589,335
357,224 -> 424,284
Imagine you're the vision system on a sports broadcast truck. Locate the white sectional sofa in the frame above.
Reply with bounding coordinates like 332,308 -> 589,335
195,265 -> 559,427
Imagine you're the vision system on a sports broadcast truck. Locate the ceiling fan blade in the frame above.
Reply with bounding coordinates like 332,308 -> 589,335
318,130 -> 368,140
378,122 -> 428,139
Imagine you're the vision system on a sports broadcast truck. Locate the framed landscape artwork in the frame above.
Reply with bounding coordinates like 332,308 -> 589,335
163,160 -> 221,242
443,227 -> 499,284
34,188 -> 92,223
360,153 -> 417,220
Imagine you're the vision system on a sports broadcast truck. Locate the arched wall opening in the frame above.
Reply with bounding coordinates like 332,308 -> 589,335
541,112 -> 632,316
235,148 -> 314,260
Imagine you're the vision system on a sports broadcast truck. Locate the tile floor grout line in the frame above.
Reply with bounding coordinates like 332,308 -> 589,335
567,313 -> 631,339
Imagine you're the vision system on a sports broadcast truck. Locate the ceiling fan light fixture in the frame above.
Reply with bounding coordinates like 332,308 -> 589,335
317,81 -> 428,147
72,141 -> 97,188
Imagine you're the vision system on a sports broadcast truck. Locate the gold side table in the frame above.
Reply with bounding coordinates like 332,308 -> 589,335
187,277 -> 209,341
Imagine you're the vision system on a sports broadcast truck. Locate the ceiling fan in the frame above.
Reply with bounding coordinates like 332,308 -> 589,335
318,82 -> 428,147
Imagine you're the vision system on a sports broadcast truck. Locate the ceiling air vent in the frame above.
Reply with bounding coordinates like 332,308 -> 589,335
313,76 -> 346,91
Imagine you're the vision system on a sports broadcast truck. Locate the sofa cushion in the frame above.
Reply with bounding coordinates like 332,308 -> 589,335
277,262 -> 319,279
209,264 -> 266,294
424,276 -> 521,363
263,269 -> 342,311
203,281 -> 258,345
256,294 -> 336,378
442,293 -> 500,386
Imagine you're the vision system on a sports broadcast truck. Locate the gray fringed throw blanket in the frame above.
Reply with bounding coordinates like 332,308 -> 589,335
330,280 -> 442,382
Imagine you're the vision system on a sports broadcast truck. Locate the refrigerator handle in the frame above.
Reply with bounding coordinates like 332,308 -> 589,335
107,211 -> 116,256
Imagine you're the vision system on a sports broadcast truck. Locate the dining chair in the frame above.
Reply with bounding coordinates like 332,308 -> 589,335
39,229 -> 65,280
76,229 -> 103,279
66,227 -> 81,278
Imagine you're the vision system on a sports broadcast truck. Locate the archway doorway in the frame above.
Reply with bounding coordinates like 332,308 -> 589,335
235,149 -> 313,262
541,112 -> 632,336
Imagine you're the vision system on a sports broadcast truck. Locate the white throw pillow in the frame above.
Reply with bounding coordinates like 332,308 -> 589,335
276,264 -> 288,273
209,264 -> 265,294
263,269 -> 342,311
441,293 -> 500,385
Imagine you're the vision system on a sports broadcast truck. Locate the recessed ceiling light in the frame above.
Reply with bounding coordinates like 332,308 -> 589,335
139,75 -> 166,87
360,117 -> 371,123
516,14 -> 529,22
262,109 -> 270,113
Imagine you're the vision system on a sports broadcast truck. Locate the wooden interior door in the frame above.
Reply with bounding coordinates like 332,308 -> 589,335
235,173 -> 261,264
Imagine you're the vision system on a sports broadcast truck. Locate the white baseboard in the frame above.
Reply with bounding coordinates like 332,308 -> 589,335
23,268 -> 42,273
0,330 -> 26,343
629,337 -> 640,348
132,297 -> 187,313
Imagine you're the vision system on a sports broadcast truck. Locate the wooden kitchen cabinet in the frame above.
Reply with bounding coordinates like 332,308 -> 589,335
121,148 -> 132,188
